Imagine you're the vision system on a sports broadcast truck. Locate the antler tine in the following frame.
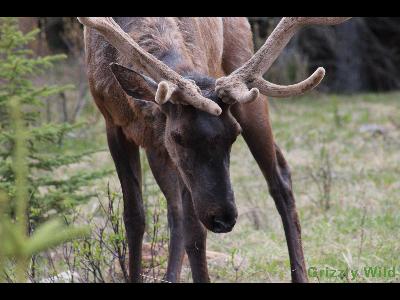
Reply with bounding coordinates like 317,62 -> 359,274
249,67 -> 326,98
77,17 -> 222,116
216,17 -> 351,103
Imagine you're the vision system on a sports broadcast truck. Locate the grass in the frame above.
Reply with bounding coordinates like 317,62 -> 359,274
36,91 -> 400,283
204,92 -> 400,282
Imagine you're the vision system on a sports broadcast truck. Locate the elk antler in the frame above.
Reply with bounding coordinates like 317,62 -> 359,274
215,17 -> 352,104
77,17 -> 222,116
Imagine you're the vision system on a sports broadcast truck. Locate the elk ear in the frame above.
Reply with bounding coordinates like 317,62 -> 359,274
110,63 -> 158,101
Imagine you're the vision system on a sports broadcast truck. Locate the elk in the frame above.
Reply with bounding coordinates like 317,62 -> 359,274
78,17 -> 351,283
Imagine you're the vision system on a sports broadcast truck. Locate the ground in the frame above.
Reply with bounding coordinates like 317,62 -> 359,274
50,91 -> 400,283
204,92 -> 400,283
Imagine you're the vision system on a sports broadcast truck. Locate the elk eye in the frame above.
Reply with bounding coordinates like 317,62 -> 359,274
171,131 -> 184,146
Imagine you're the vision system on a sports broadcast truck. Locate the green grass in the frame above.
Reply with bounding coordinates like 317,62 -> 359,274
204,92 -> 400,282
203,93 -> 400,282
62,91 -> 400,283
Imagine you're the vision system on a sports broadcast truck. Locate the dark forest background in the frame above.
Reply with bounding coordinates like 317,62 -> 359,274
17,17 -> 400,94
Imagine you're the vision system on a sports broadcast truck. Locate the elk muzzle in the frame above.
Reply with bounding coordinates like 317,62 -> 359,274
191,181 -> 238,234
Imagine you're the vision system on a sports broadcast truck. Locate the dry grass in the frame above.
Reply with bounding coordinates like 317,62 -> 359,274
35,91 -> 400,283
205,92 -> 400,282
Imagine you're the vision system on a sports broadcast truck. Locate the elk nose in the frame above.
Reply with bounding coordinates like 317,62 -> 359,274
211,216 -> 236,233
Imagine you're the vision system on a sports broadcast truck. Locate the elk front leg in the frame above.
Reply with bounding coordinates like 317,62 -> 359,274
181,186 -> 210,283
269,143 -> 308,283
146,149 -> 185,283
231,98 -> 308,283
107,125 -> 145,283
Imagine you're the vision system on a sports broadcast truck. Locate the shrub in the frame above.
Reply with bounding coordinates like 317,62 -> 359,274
0,17 -> 111,230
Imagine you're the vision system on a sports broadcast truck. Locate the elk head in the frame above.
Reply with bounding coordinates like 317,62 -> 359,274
108,62 -> 241,233
77,17 -> 351,233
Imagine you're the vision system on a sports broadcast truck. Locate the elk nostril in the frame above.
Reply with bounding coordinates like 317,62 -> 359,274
211,216 -> 236,233
213,219 -> 226,229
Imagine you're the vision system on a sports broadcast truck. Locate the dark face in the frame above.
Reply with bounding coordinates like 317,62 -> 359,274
162,76 -> 241,233
110,64 -> 241,233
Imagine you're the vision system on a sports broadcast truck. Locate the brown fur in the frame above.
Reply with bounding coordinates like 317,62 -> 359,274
83,17 -> 308,283
84,17 -> 233,150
